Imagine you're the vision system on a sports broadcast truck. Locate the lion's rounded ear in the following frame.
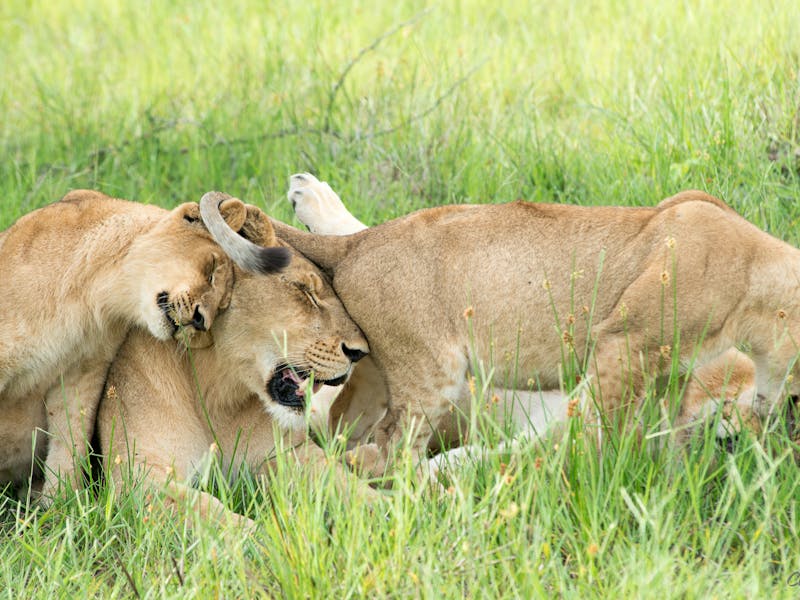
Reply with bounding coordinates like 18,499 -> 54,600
173,198 -> 247,233
218,198 -> 247,232
239,204 -> 279,247
174,202 -> 202,225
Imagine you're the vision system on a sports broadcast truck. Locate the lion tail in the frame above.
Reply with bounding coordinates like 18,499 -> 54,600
199,191 -> 291,274
267,218 -> 355,273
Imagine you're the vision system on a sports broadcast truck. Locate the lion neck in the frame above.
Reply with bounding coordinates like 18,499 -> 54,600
188,348 -> 254,417
68,213 -> 161,321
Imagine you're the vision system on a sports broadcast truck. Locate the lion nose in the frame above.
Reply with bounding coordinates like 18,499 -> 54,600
341,343 -> 367,363
191,306 -> 207,331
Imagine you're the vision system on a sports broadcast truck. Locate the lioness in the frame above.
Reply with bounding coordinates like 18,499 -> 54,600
97,193 -> 373,529
215,176 -> 794,478
0,189 -> 288,500
285,176 -> 769,475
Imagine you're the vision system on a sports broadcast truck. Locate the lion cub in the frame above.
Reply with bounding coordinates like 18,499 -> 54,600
0,189 -> 289,501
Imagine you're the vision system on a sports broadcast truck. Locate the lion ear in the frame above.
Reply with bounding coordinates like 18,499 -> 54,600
174,202 -> 203,225
173,198 -> 248,232
218,198 -> 247,232
239,204 -> 279,247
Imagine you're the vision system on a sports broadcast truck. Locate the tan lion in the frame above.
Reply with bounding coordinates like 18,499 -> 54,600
0,189 -> 288,500
97,192 -> 374,529
240,174 -> 797,478
285,176 -> 777,476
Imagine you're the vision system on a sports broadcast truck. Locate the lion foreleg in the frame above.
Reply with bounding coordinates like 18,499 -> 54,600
40,359 -> 110,501
672,348 -> 761,443
107,456 -> 257,532
584,333 -> 657,445
282,439 -> 384,504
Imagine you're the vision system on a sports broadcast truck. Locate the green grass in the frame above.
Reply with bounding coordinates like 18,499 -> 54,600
2,0 -> 800,597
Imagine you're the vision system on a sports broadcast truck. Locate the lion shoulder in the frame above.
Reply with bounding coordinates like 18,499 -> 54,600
656,190 -> 735,214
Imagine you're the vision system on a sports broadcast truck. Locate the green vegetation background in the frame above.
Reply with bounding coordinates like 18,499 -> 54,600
2,1 -> 800,597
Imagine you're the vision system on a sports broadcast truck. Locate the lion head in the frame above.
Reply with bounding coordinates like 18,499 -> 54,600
197,193 -> 369,429
121,197 -> 290,347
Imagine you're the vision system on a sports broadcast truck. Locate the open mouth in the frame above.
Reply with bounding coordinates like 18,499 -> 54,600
267,365 -> 347,411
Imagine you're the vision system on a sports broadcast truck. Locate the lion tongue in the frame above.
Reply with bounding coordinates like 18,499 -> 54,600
282,368 -> 304,385
282,368 -> 307,397
282,368 -> 325,397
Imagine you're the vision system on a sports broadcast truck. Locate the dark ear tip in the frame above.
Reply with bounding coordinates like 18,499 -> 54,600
255,246 -> 292,274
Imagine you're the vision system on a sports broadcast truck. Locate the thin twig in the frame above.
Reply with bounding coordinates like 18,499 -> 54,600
323,9 -> 432,133
192,60 -> 484,149
113,550 -> 141,599
171,555 -> 185,587
363,59 -> 488,139
87,117 -> 201,164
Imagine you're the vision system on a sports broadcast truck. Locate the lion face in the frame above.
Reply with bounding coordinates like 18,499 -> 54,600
124,203 -> 237,346
209,252 -> 369,430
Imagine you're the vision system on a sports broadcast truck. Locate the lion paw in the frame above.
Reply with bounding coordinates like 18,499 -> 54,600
345,443 -> 386,477
287,173 -> 366,235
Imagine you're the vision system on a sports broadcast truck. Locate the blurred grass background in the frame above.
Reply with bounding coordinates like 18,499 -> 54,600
2,1 -> 800,597
3,0 -> 800,231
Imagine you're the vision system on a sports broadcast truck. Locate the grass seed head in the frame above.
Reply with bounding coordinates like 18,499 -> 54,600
567,397 -> 581,417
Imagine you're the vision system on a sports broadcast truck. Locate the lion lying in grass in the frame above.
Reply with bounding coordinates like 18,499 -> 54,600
97,193 -> 375,529
0,189 -> 288,500
249,175 -> 795,478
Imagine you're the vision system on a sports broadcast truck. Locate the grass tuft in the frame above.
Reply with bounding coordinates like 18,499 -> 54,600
2,0 -> 800,596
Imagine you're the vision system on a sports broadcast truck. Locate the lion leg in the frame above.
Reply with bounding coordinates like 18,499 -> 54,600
40,359 -> 110,501
424,385 -> 580,483
584,332 -> 659,445
282,437 -> 384,504
0,393 -> 48,489
673,348 -> 760,443
343,399 -> 453,480
163,479 -> 257,532
99,378 -> 254,530
329,356 -> 389,447
287,173 -> 367,235
366,369 -> 470,480
106,454 -> 257,532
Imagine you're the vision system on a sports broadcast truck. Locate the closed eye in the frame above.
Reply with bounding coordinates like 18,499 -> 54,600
293,281 -> 321,309
303,290 -> 320,309
206,256 -> 217,285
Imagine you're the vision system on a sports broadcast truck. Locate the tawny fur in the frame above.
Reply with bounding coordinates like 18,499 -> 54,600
95,202 -> 376,529
278,175 -> 791,477
0,189 -> 267,500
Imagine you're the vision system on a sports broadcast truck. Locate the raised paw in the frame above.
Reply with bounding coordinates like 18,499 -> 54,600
287,173 -> 367,235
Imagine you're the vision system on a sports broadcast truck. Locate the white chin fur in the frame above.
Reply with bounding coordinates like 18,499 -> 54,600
140,300 -> 173,341
265,401 -> 307,431
146,315 -> 173,341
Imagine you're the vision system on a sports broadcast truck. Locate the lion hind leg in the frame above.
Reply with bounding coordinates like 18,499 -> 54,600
287,173 -> 367,235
